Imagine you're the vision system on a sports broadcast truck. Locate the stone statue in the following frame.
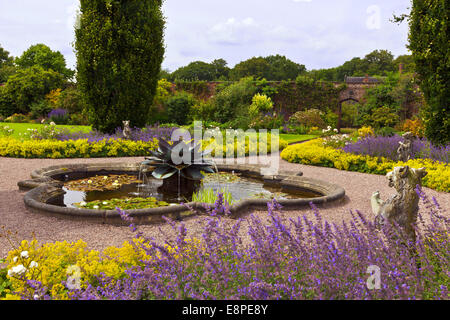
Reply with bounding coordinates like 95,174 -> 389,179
371,165 -> 427,241
397,132 -> 415,162
122,120 -> 131,139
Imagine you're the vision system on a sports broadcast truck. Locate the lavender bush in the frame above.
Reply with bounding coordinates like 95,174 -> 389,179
19,189 -> 441,300
55,125 -> 177,143
343,135 -> 449,164
48,109 -> 69,125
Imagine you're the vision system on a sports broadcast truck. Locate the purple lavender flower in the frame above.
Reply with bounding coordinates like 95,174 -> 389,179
343,135 -> 449,163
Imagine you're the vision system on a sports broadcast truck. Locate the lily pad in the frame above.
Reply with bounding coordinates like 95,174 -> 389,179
74,197 -> 170,210
64,174 -> 142,192
202,172 -> 241,184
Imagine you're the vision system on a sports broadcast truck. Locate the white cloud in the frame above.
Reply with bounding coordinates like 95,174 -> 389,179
207,17 -> 297,46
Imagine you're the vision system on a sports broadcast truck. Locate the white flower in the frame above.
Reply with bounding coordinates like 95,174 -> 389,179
333,129 -> 338,133
79,201 -> 87,207
102,201 -> 108,205
30,261 -> 39,268
20,251 -> 29,259
13,256 -> 18,263
93,205 -> 99,209
50,122 -> 56,126
33,294 -> 40,300
41,119 -> 45,124
11,264 -> 27,276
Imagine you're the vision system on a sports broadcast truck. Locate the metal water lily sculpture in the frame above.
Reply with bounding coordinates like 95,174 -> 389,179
141,138 -> 215,181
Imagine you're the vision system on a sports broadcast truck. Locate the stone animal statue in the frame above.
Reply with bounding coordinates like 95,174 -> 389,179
122,120 -> 131,139
397,132 -> 415,162
371,165 -> 427,241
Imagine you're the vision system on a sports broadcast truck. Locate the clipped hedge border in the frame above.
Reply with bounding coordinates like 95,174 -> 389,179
0,137 -> 288,159
281,139 -> 450,193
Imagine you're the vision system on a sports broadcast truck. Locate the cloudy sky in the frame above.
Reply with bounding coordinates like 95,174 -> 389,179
0,0 -> 411,72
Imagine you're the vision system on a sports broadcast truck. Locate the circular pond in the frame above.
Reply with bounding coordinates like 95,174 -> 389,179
18,163 -> 345,225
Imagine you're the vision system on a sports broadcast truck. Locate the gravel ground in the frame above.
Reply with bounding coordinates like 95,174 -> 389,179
1,155 -> 448,258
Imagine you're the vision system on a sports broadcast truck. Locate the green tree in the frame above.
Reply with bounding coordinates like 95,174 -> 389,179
401,0 -> 449,145
75,0 -> 165,133
171,61 -> 216,81
170,59 -> 230,81
210,59 -> 230,80
15,44 -> 75,79
362,50 -> 396,76
230,57 -> 271,80
230,55 -> 305,81
0,45 -> 16,83
0,66 -> 65,116
265,55 -> 306,80
394,54 -> 415,74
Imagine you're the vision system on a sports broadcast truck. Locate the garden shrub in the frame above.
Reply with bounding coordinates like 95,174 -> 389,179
369,106 -> 400,129
212,77 -> 257,123
164,92 -> 197,125
401,118 -> 425,138
375,126 -> 396,137
55,86 -> 86,115
281,139 -> 449,192
250,93 -> 274,113
289,108 -> 326,129
30,100 -> 53,119
3,113 -> 30,123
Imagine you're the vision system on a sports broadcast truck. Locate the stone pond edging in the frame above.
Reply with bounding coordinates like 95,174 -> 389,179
17,162 -> 345,225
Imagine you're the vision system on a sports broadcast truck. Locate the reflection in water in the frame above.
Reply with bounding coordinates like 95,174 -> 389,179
62,175 -> 321,208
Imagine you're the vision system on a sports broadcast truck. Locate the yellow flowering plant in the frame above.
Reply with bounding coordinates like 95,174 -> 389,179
281,139 -> 449,192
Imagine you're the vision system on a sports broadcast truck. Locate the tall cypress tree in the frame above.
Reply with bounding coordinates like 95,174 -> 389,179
75,0 -> 165,133
406,0 -> 449,145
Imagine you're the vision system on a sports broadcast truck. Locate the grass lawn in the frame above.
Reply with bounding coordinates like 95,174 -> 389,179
279,134 -> 318,144
0,122 -> 92,139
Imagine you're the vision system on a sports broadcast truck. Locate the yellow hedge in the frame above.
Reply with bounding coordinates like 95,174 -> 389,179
281,139 -> 449,192
0,136 -> 287,159
0,138 -> 158,159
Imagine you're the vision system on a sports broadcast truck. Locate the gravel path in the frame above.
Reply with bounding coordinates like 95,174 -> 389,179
1,155 -> 448,258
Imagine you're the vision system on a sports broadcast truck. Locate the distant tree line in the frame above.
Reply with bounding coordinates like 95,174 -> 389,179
161,50 -> 414,83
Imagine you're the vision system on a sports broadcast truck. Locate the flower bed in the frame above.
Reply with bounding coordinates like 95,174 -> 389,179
342,135 -> 449,164
1,191 -> 448,300
0,137 -> 159,158
281,139 -> 450,192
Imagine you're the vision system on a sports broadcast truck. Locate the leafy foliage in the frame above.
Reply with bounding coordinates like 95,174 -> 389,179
15,44 -> 74,79
0,66 -> 65,116
170,59 -> 230,81
164,92 -> 197,126
230,55 -> 306,81
75,0 -> 165,133
406,0 -> 449,145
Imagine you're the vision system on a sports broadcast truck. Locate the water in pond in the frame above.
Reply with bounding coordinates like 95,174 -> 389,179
61,172 -> 322,208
